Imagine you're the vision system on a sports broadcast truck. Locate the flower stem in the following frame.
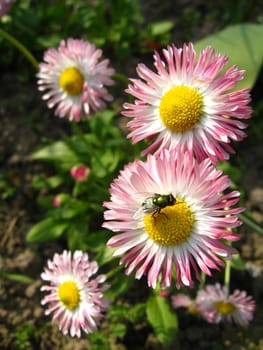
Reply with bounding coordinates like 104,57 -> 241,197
112,73 -> 129,86
199,271 -> 206,290
0,28 -> 39,70
224,259 -> 231,295
105,264 -> 124,279
239,212 -> 263,236
71,121 -> 108,174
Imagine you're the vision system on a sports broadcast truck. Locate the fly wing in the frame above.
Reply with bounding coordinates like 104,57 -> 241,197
132,192 -> 156,219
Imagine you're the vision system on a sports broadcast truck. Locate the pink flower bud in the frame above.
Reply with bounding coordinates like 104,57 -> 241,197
159,290 -> 170,298
70,165 -> 90,182
53,195 -> 61,207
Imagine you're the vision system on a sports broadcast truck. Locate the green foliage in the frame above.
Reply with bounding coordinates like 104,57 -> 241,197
231,254 -> 246,270
14,324 -> 35,350
0,271 -> 34,283
194,24 -> 263,89
146,293 -> 178,345
89,332 -> 111,350
26,217 -> 69,243
0,171 -> 21,199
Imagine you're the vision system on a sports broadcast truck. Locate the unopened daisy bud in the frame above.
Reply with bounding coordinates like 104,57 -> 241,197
159,290 -> 170,298
37,38 -> 115,121
70,165 -> 90,182
196,283 -> 256,325
52,193 -> 69,207
41,250 -> 109,337
52,195 -> 61,207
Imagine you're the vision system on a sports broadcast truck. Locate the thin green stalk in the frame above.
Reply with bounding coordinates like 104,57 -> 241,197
106,264 -> 124,279
224,258 -> 231,295
239,212 -> 263,236
112,72 -> 129,86
199,270 -> 206,290
0,28 -> 39,70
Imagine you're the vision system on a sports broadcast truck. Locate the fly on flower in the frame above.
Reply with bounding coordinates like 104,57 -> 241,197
103,149 -> 243,289
134,192 -> 176,219
143,193 -> 176,215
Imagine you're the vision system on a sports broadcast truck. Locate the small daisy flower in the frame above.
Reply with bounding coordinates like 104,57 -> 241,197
102,149 -> 242,289
0,0 -> 15,16
123,43 -> 252,163
37,38 -> 115,121
41,250 -> 109,337
196,283 -> 256,325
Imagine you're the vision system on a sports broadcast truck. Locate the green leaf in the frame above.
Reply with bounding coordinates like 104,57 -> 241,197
26,217 -> 68,243
127,303 -> 145,323
109,323 -> 127,339
194,23 -> 263,89
0,271 -> 34,283
31,140 -> 80,169
146,294 -> 178,345
89,332 -> 110,350
231,253 -> 245,270
150,21 -> 174,36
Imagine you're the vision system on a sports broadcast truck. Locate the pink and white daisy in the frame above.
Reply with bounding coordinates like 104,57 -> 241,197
0,0 -> 15,16
123,43 -> 252,163
196,283 -> 256,325
102,149 -> 242,289
41,250 -> 109,337
37,38 -> 115,121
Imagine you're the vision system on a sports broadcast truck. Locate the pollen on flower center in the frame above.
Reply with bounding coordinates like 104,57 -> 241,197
159,85 -> 203,132
59,67 -> 84,96
214,301 -> 237,315
143,199 -> 194,246
58,280 -> 80,310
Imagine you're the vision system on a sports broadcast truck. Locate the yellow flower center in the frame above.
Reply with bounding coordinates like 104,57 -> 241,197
159,85 -> 203,132
214,301 -> 237,315
58,281 -> 80,310
143,198 -> 194,246
59,67 -> 84,96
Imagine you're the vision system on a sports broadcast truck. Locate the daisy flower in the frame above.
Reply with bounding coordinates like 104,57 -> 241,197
102,149 -> 243,289
123,42 -> 252,163
41,250 -> 109,337
196,283 -> 256,325
37,38 -> 115,121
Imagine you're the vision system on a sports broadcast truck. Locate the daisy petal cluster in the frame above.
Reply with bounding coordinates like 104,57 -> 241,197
37,38 -> 115,121
196,283 -> 256,325
103,149 -> 243,289
41,250 -> 109,337
123,42 -> 252,163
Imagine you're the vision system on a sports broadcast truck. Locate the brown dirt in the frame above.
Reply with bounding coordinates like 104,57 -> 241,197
1,1 -> 263,348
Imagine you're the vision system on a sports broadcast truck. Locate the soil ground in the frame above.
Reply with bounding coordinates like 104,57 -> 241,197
1,1 -> 263,349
